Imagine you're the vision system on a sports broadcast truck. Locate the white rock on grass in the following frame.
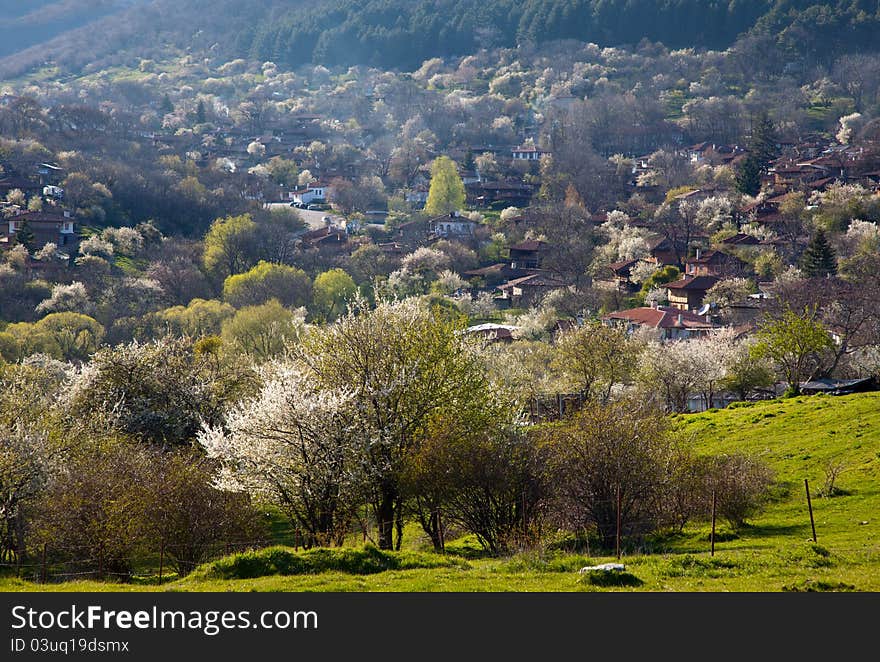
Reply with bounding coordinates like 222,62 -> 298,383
578,563 -> 626,574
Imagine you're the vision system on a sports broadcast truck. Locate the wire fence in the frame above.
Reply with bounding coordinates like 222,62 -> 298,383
2,484 -> 876,584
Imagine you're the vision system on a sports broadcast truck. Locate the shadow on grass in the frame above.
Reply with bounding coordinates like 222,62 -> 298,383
734,522 -> 806,538
442,536 -> 496,560
782,579 -> 858,592
578,571 -> 643,587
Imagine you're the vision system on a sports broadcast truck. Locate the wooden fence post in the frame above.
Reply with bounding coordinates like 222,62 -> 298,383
616,484 -> 622,560
805,479 -> 817,543
710,490 -> 717,556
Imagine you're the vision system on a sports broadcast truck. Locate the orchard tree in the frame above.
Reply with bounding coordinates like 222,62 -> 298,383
66,336 -> 256,447
295,297 -> 488,550
551,321 -> 642,403
201,365 -> 365,548
0,362 -> 70,564
751,307 -> 833,395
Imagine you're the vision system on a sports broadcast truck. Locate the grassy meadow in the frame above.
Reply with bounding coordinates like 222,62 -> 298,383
3,392 -> 878,593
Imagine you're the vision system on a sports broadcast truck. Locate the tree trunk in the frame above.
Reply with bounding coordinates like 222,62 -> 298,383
376,488 -> 396,550
414,499 -> 445,552
394,498 -> 404,551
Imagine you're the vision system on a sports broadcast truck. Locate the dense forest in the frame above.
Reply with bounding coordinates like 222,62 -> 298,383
4,1 -> 880,77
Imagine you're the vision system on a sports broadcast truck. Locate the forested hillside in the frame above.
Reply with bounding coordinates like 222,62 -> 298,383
0,1 -> 142,58
3,1 -> 880,78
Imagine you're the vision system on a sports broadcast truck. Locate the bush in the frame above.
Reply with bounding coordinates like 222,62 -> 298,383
710,453 -> 776,529
195,544 -> 467,579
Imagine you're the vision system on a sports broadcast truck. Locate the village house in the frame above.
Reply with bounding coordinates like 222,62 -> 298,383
462,262 -> 526,288
0,176 -> 42,198
603,258 -> 641,293
684,249 -> 748,278
465,180 -> 534,208
665,274 -> 720,312
404,184 -> 429,209
288,181 -> 333,206
297,225 -> 348,254
721,233 -> 761,248
1,209 -> 78,250
462,323 -> 518,343
427,212 -> 477,239
508,239 -> 546,271
602,304 -> 717,341
494,273 -> 567,308
393,218 -> 430,248
511,146 -> 549,161
643,234 -> 680,267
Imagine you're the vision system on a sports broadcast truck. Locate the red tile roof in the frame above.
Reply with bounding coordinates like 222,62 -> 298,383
602,306 -> 715,330
665,275 -> 720,291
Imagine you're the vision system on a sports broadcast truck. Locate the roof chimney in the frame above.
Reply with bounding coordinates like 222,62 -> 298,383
678,313 -> 683,325
695,248 -> 701,260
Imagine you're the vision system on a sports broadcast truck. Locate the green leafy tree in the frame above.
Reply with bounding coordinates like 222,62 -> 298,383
311,268 -> 357,322
424,155 -> 466,216
155,298 -> 236,338
551,321 -> 643,403
33,312 -> 104,362
223,261 -> 312,309
736,112 -> 779,196
751,308 -> 833,395
401,395 -> 540,554
160,93 -> 174,115
220,299 -> 304,362
195,99 -> 207,125
748,111 -> 780,167
202,214 -> 259,282
266,156 -> 299,187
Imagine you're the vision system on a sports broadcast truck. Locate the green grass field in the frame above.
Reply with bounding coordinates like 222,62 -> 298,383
3,392 -> 878,593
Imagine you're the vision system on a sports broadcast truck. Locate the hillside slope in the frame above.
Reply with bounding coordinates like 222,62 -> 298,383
2,1 -> 878,79
3,392 -> 878,592
0,1 -> 144,58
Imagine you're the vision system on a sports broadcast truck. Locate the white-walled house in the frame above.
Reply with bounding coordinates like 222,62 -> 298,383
288,181 -> 332,205
511,146 -> 549,161
428,212 -> 477,238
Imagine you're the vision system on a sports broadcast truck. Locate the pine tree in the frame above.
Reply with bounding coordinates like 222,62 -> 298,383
424,156 -> 466,216
195,100 -> 206,124
736,111 -> 779,196
463,148 -> 475,172
735,154 -> 763,196
160,93 -> 174,115
15,221 -> 35,252
749,111 -> 780,167
800,228 -> 837,278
